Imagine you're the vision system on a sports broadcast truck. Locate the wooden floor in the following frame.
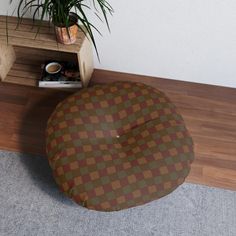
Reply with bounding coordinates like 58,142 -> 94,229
0,69 -> 236,191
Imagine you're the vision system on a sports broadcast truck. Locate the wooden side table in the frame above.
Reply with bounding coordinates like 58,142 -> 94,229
0,16 -> 94,87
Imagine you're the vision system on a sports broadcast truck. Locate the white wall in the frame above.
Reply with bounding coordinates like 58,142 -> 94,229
1,1 -> 17,15
94,0 -> 236,88
2,1 -> 236,88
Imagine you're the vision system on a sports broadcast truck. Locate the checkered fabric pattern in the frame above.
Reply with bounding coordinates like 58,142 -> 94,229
46,82 -> 194,211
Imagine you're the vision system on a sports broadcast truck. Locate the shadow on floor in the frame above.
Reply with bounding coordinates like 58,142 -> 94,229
19,152 -> 75,206
18,88 -> 74,205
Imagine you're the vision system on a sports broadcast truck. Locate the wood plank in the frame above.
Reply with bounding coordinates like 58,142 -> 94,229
0,44 -> 16,80
12,63 -> 42,72
0,31 -> 83,48
14,46 -> 78,66
0,22 -> 84,39
4,76 -> 38,86
0,35 -> 81,53
0,16 -> 85,53
182,118 -> 236,143
8,70 -> 40,80
0,27 -> 58,43
186,166 -> 236,191
186,163 -> 203,183
179,107 -> 236,127
171,94 -> 236,116
78,36 -> 94,87
193,157 -> 236,172
8,69 -> 41,80
193,136 -> 236,162
3,46 -> 79,86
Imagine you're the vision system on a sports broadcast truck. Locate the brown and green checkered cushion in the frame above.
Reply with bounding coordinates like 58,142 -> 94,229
46,82 -> 194,211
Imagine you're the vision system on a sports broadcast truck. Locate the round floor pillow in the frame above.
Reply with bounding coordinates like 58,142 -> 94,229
46,82 -> 194,211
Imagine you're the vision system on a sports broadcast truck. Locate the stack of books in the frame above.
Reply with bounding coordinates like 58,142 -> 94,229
39,61 -> 82,88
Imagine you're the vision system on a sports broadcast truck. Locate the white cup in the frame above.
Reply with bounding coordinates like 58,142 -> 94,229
45,62 -> 62,74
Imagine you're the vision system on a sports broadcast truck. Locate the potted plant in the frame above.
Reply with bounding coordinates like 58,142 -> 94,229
10,0 -> 113,56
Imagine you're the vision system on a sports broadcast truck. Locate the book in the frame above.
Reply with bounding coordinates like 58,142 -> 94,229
39,81 -> 82,88
39,61 -> 82,88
